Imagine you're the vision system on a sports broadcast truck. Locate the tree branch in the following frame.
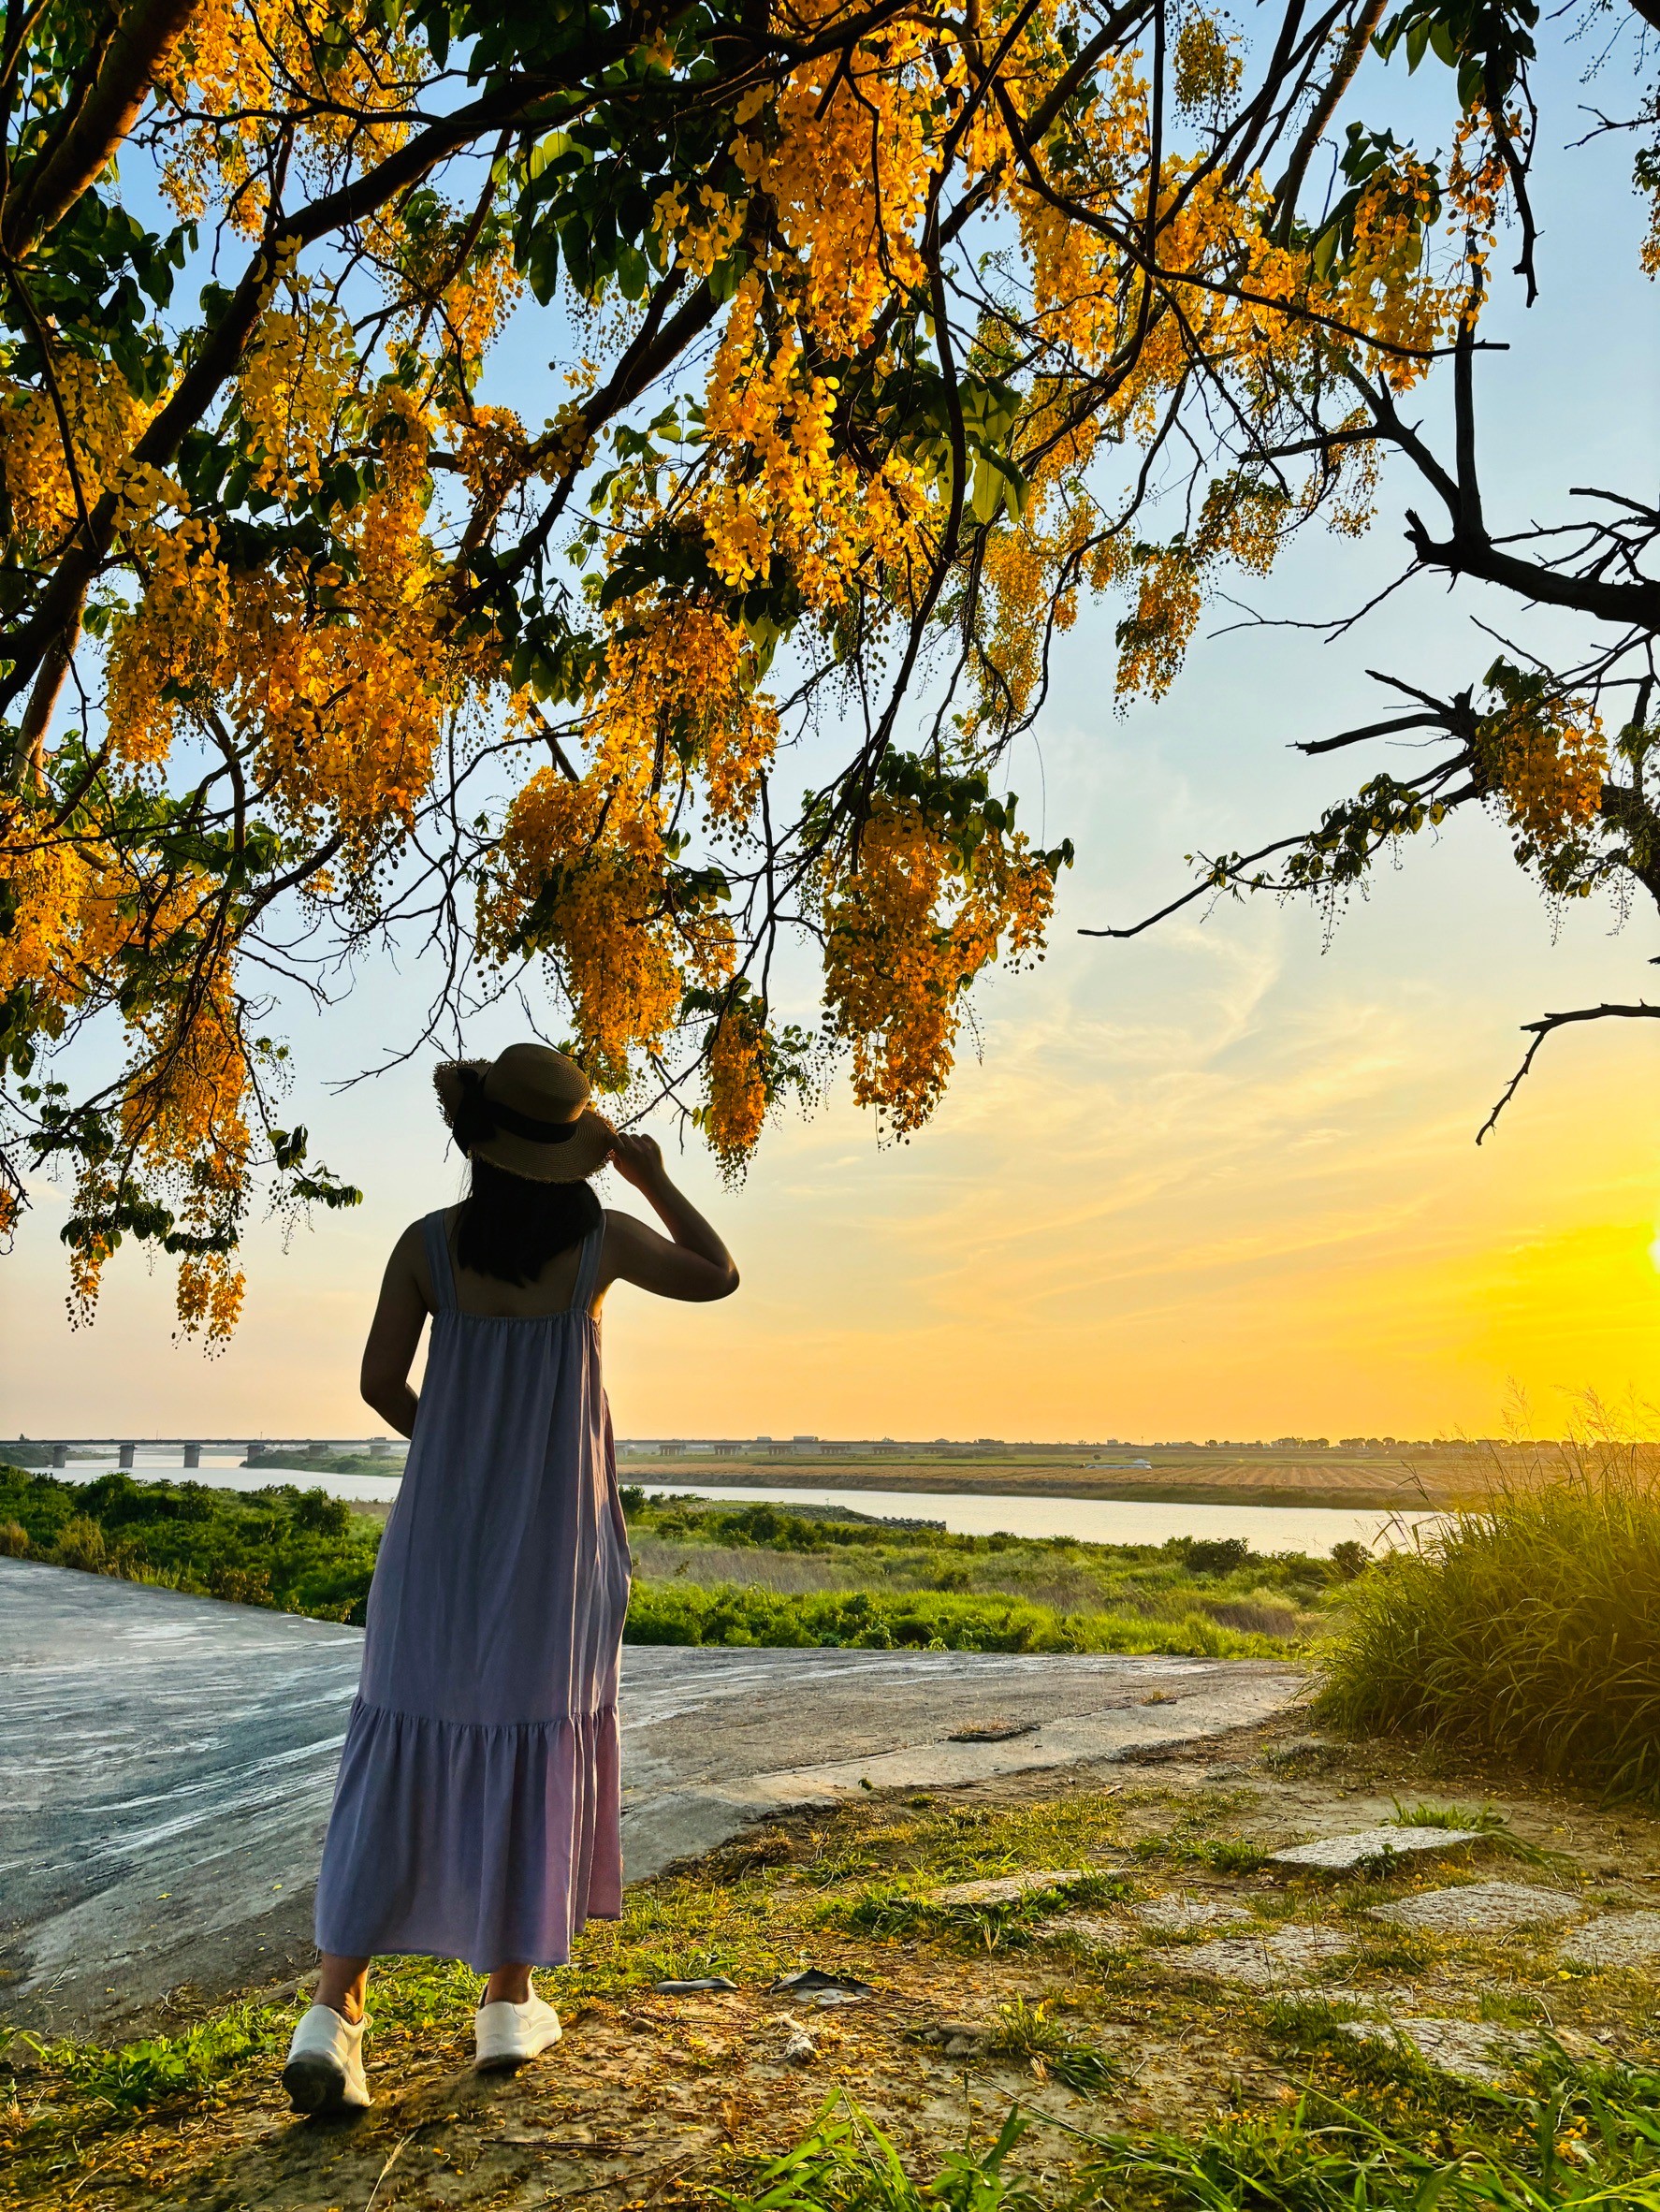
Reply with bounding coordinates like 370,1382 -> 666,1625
1271,0 -> 1390,237
1077,831 -> 1313,936
0,0 -> 198,254
1477,1002 -> 1660,1143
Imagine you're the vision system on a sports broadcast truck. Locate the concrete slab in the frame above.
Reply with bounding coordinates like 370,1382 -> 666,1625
0,1557 -> 1301,2032
933,1869 -> 1091,1906
1370,1883 -> 1586,1936
1560,1912 -> 1660,1970
1335,2016 -> 1543,2085
1046,1913 -> 1133,1948
1158,1926 -> 1355,1986
1132,1892 -> 1255,1935
1269,1826 -> 1480,1873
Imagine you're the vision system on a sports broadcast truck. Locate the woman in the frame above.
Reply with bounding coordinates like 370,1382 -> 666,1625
282,1042 -> 738,2113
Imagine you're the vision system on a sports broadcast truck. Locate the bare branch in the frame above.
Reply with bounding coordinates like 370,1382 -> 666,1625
1478,1003 -> 1660,1144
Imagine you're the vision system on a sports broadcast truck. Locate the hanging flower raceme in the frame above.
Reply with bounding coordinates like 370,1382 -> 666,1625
698,988 -> 777,1179
589,597 -> 779,825
59,949 -> 253,1342
821,775 -> 1067,1138
1475,662 -> 1608,889
477,770 -> 735,1093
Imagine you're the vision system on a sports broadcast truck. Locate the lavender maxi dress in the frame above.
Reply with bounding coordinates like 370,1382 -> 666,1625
314,1213 -> 630,1970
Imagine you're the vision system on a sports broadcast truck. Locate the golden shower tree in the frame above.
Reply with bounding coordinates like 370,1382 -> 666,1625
0,0 -> 1652,1332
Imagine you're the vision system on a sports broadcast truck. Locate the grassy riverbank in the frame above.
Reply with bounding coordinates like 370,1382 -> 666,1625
0,1467 -> 1356,1654
8,1717 -> 1660,2212
1318,1441 -> 1660,1798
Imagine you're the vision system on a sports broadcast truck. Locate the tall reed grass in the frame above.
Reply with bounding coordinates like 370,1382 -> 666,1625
1317,1420 -> 1660,1798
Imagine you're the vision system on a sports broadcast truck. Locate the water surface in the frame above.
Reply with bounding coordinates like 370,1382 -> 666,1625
42,1453 -> 1442,1557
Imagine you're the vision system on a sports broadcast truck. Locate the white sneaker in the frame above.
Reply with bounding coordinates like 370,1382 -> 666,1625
283,2003 -> 372,2113
474,1992 -> 561,2071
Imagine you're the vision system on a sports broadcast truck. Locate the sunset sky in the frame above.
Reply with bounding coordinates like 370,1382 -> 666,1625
4,47 -> 1656,1446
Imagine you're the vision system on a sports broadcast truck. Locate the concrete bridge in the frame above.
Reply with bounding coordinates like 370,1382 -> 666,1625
10,1438 -> 404,1469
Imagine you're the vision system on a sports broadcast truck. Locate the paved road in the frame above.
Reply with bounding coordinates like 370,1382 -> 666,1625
0,1559 -> 1302,2031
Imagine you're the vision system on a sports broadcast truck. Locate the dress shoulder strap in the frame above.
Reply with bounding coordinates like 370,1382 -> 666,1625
571,1219 -> 604,1315
422,1211 -> 457,1313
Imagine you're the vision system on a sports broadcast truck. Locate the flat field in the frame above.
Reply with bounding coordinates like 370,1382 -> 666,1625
615,1445 -> 1519,1510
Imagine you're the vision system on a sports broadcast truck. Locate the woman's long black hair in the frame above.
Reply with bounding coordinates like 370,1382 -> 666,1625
456,1156 -> 602,1286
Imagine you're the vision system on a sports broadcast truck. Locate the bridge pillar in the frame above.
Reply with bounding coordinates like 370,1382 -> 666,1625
182,1442 -> 200,1470
118,1443 -> 135,1470
51,1443 -> 66,1468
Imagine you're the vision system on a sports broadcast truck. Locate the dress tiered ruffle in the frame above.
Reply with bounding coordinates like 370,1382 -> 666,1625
318,1697 -> 622,1968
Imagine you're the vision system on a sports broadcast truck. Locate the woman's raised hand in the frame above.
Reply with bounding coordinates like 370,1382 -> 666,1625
606,1131 -> 665,1190
601,1130 -> 739,1302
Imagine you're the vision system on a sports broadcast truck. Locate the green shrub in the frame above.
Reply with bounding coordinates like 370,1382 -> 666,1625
1317,1445 -> 1660,1798
53,1514 -> 108,1571
0,1467 -> 381,1623
1181,1537 -> 1254,1578
622,1579 -> 1287,1658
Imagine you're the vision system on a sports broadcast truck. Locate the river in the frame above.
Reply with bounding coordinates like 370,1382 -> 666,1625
38,1450 -> 1443,1558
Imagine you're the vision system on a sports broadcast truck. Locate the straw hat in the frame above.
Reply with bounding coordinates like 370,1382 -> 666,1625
433,1043 -> 616,1183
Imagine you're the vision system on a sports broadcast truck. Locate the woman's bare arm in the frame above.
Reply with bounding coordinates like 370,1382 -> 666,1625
602,1135 -> 739,1302
360,1222 -> 430,1435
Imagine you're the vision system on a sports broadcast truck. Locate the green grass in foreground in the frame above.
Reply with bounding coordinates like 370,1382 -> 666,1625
0,1465 -> 1348,1653
1317,1440 -> 1660,1798
721,2081 -> 1660,2212
9,1766 -> 1660,2208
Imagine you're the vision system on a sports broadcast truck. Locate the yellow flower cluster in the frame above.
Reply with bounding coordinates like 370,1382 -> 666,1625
1479,696 -> 1607,851
1174,14 -> 1245,116
237,295 -> 360,500
821,798 -> 1056,1137
1115,550 -> 1203,701
703,997 -> 773,1175
0,359 -> 151,549
106,380 -> 450,855
651,182 -> 748,280
0,826 -> 120,1014
732,22 -> 944,355
158,0 -> 418,231
59,953 -> 252,1343
590,600 -> 779,825
973,493 -> 1104,730
476,772 -> 734,1093
174,1253 -> 247,1345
